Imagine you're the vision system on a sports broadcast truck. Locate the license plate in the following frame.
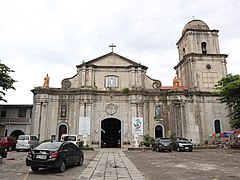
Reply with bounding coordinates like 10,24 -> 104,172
36,155 -> 46,159
185,147 -> 189,149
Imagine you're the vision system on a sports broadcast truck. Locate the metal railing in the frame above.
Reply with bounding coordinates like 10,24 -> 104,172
0,117 -> 30,124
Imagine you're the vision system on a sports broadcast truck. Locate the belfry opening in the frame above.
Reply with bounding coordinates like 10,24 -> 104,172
101,118 -> 121,148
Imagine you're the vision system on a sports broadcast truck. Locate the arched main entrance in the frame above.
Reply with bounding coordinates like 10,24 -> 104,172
58,124 -> 68,141
10,130 -> 24,140
101,118 -> 121,148
155,124 -> 164,138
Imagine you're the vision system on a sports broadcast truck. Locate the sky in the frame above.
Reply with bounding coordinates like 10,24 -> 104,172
0,0 -> 240,104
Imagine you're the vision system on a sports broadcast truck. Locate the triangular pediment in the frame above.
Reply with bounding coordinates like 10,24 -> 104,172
77,52 -> 147,69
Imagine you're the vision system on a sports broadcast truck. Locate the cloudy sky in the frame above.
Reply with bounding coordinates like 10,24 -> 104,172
0,0 -> 240,104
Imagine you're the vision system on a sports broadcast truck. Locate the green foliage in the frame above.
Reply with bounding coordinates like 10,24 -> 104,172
34,86 -> 42,90
143,134 -> 154,147
79,141 -> 84,147
122,87 -> 129,93
0,62 -> 16,102
215,74 -> 240,128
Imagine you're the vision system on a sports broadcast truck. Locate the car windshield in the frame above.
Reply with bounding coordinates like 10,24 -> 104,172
178,138 -> 189,142
161,139 -> 171,142
158,138 -> 171,142
36,142 -> 62,150
18,136 -> 29,140
63,136 -> 76,141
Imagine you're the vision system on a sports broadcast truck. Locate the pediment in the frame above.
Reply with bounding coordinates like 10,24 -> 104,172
77,52 -> 147,69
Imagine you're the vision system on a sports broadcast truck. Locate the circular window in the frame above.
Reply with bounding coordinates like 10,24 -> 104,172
206,64 -> 212,70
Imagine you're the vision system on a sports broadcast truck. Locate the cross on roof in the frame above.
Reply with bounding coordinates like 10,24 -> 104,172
109,43 -> 116,52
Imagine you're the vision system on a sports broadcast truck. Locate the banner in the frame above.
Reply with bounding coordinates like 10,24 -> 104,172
132,117 -> 143,135
79,117 -> 90,135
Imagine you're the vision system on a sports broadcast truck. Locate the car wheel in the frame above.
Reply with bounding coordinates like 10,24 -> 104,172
16,149 -> 19,152
169,149 -> 172,152
177,147 -> 180,152
58,161 -> 66,173
77,156 -> 84,166
31,167 -> 39,171
189,149 -> 193,152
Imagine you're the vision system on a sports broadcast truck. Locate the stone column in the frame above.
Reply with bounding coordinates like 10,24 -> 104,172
221,59 -> 227,75
81,66 -> 86,87
131,67 -> 135,88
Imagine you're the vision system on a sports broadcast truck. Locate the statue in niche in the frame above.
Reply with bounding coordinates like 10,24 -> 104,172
155,105 -> 161,119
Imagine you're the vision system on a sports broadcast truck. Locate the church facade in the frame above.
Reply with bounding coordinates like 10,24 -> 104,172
31,19 -> 230,147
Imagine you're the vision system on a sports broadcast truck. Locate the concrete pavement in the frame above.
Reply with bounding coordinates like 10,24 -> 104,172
76,148 -> 146,180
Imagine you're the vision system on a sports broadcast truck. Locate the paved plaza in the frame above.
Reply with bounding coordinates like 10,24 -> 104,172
1,148 -> 240,180
77,148 -> 145,180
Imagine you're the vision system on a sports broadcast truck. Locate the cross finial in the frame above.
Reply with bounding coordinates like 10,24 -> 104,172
109,43 -> 116,52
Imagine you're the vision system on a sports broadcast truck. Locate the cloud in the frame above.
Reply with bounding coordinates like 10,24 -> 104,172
0,0 -> 240,104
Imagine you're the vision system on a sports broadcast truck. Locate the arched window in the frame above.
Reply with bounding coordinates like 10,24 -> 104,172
105,75 -> 119,88
201,42 -> 207,54
214,119 -> 221,133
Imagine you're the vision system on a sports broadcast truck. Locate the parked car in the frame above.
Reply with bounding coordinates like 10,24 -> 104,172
0,146 -> 7,164
152,137 -> 173,152
172,137 -> 193,152
60,134 -> 81,147
26,141 -> 84,173
0,136 -> 17,151
16,135 -> 39,151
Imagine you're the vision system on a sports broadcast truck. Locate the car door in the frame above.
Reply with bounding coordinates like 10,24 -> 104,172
62,144 -> 73,165
68,143 -> 80,164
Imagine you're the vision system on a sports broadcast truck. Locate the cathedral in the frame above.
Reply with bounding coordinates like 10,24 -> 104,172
31,19 -> 230,148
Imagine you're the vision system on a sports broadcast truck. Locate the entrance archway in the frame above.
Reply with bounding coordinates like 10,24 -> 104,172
155,124 -> 164,138
101,118 -> 121,148
10,130 -> 24,140
58,124 -> 68,141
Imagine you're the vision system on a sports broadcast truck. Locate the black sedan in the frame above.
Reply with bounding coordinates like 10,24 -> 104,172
172,137 -> 193,152
26,141 -> 84,172
0,146 -> 7,163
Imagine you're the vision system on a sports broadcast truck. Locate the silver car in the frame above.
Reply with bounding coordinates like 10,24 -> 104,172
16,135 -> 39,151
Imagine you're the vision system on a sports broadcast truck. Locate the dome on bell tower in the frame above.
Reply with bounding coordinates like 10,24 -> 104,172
182,19 -> 210,35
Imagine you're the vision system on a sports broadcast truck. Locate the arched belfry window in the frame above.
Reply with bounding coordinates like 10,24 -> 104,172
201,42 -> 207,54
214,119 -> 221,133
183,48 -> 185,54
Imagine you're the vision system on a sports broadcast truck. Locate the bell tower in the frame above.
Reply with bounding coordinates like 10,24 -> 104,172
174,19 -> 228,91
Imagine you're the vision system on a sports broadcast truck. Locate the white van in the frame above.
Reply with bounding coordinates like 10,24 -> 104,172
16,135 -> 39,151
60,134 -> 80,147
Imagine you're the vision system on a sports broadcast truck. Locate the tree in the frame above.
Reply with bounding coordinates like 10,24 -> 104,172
215,74 -> 240,129
0,62 -> 16,102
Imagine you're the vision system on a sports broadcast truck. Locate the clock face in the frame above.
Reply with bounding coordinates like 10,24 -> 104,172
206,64 -> 212,70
